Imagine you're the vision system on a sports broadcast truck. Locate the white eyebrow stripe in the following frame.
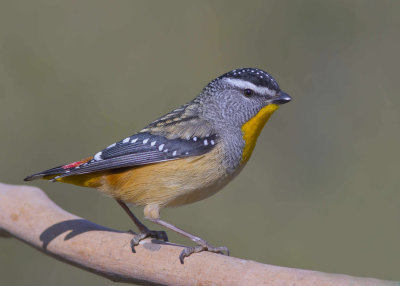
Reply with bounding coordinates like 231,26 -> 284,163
223,78 -> 276,96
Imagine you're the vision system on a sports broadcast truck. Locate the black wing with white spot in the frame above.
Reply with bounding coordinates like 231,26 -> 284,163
51,131 -> 218,180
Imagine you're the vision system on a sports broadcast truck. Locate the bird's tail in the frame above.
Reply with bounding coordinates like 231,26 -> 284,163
23,157 -> 101,187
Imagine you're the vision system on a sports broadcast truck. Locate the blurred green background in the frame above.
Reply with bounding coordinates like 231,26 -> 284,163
1,0 -> 400,285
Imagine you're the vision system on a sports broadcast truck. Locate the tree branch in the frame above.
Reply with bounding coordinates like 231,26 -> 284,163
0,182 -> 396,286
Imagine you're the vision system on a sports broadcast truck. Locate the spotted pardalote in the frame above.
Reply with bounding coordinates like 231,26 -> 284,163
25,68 -> 292,263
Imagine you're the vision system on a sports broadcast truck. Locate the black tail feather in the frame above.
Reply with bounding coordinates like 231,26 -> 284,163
24,165 -> 66,181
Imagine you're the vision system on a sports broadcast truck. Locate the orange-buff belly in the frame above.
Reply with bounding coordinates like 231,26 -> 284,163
54,145 -> 229,209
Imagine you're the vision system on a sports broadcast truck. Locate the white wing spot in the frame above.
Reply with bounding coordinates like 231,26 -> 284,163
211,140 -> 215,145
163,149 -> 168,153
131,138 -> 138,143
172,151 -> 177,156
151,141 -> 156,146
65,170 -> 70,173
204,139 -> 208,146
158,144 -> 164,151
193,137 -> 197,141
94,152 -> 102,161
143,138 -> 149,144
107,143 -> 116,149
122,137 -> 130,143
185,152 -> 189,155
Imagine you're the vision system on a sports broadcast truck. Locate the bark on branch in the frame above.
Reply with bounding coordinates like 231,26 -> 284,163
0,182 -> 396,286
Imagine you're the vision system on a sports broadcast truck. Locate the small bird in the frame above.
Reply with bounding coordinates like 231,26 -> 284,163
25,68 -> 291,263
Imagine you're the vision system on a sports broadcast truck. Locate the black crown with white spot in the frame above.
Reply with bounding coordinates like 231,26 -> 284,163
216,68 -> 280,91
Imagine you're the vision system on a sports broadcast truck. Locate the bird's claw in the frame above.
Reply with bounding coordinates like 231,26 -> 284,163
179,243 -> 229,264
130,229 -> 168,252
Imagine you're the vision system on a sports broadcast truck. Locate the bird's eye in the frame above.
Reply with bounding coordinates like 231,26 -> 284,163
243,89 -> 254,97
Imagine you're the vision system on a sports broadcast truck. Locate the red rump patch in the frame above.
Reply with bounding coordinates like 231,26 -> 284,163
62,157 -> 92,169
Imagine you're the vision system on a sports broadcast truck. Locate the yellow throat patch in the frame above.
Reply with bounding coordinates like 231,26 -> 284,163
241,104 -> 278,163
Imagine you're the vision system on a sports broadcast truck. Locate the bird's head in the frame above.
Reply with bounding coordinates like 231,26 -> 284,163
199,68 -> 291,129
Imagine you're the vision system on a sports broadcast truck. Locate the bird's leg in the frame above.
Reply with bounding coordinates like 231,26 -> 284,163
116,200 -> 168,252
146,217 -> 229,263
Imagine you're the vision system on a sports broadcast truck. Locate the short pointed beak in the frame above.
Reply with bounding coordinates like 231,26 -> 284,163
271,91 -> 292,105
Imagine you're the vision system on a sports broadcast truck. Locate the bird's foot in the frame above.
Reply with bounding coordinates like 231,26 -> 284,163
129,229 -> 168,252
179,240 -> 229,263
